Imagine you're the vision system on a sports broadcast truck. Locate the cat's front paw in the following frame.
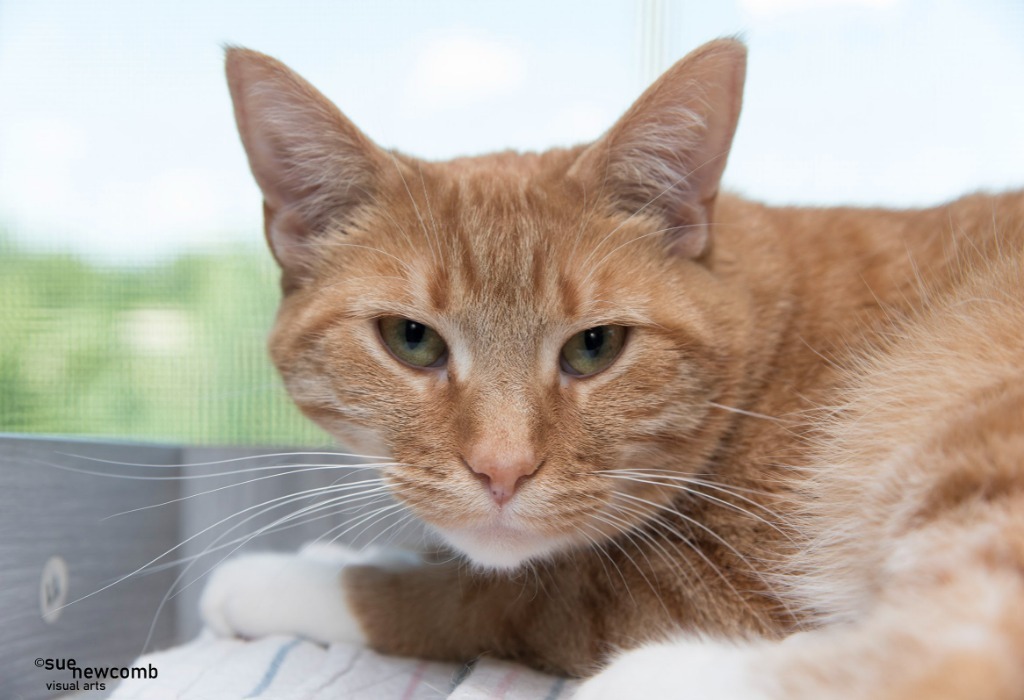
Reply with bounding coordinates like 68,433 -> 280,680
575,639 -> 768,700
200,545 -> 369,645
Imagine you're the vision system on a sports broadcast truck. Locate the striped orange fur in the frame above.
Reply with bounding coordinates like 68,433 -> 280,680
223,39 -> 1024,696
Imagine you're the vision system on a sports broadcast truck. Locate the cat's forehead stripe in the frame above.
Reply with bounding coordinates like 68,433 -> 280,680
530,245 -> 547,299
389,168 -> 654,329
457,236 -> 480,294
427,265 -> 449,313
557,270 -> 581,318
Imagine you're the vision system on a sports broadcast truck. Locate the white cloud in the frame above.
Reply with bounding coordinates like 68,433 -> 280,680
0,118 -> 86,204
0,119 -> 257,260
406,33 -> 526,110
543,103 -> 614,147
0,118 -> 90,243
12,118 -> 87,162
740,0 -> 898,19
86,168 -> 254,260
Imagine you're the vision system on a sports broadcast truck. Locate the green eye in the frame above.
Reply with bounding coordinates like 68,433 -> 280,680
560,325 -> 626,377
378,317 -> 448,368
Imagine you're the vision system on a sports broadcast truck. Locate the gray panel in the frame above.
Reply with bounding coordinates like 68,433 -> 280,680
174,447 -> 425,641
0,437 -> 429,698
0,437 -> 181,700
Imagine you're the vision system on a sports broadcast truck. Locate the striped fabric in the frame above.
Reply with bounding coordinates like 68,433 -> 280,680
110,634 -> 578,699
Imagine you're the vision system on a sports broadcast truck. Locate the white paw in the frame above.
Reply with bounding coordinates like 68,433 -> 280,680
296,540 -> 364,566
200,548 -> 367,645
575,638 -> 769,700
299,541 -> 421,570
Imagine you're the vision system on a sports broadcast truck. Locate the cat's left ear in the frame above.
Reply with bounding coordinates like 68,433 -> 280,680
570,39 -> 746,259
225,47 -> 388,285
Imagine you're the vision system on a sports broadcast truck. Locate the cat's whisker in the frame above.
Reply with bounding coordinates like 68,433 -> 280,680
135,481 -> 397,656
226,487 -> 401,548
137,491 -> 399,577
139,487 -> 404,652
250,490 -> 407,554
388,151 -> 442,270
590,494 -> 705,580
595,472 -> 792,538
137,498 -> 395,575
344,508 -> 420,554
587,502 -> 695,587
576,524 -> 637,603
196,485 -> 402,558
58,450 -> 392,469
155,484 -> 405,595
587,510 -> 657,574
105,468 -> 394,519
145,486 -> 399,583
604,496 -> 762,616
706,401 -> 787,424
374,509 -> 422,551
51,479 -> 394,619
626,472 -> 798,517
583,509 -> 684,620
614,491 -> 757,566
611,492 -> 793,617
598,467 -> 780,499
34,458 -> 393,483
311,500 -> 409,551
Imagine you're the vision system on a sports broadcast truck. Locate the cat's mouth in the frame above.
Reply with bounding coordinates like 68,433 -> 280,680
438,520 -> 579,570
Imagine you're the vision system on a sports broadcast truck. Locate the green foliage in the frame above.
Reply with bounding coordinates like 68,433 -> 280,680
0,236 -> 330,446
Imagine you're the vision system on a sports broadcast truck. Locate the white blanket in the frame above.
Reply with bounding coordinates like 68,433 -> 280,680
110,633 -> 577,699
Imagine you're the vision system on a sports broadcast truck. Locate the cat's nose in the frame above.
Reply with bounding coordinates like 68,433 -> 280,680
463,446 -> 542,506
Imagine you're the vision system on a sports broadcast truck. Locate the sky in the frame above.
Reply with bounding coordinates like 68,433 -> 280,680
0,0 -> 1022,263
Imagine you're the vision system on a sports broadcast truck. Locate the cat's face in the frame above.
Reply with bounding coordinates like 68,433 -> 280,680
226,40 -> 749,569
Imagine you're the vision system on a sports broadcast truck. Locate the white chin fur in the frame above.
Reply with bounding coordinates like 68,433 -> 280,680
439,526 -> 572,570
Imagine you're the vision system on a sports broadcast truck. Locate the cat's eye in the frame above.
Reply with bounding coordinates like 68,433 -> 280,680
560,325 -> 626,377
378,317 -> 448,369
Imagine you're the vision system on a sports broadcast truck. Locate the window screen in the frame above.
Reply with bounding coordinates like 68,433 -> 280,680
2,0 -> 1020,445
0,237 -> 328,445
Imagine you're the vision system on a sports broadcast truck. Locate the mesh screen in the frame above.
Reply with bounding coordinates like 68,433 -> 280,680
0,236 -> 329,446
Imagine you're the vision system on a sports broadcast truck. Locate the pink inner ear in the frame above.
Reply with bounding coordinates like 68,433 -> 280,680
225,47 -> 385,275
266,204 -> 313,272
668,225 -> 710,259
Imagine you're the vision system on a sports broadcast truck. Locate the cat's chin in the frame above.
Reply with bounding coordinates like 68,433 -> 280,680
438,524 -> 576,571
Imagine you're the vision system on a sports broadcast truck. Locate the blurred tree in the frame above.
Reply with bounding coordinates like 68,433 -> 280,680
0,234 -> 330,446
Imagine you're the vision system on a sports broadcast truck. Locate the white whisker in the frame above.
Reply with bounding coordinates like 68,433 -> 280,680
105,467 -> 391,519
596,471 -> 791,538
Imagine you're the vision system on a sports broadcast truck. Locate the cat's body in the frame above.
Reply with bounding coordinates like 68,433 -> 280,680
201,40 -> 1024,697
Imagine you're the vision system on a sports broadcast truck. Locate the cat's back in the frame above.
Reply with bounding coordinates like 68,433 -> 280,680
805,189 -> 1024,452
706,188 -> 1024,515
779,191 -> 1024,621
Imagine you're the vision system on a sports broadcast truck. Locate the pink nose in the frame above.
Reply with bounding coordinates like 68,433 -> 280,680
464,445 -> 542,505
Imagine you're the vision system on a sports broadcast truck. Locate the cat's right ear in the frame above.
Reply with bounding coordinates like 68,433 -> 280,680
569,39 -> 746,260
225,47 -> 385,283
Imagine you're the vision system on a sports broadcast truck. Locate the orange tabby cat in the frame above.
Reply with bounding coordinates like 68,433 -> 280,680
200,39 -> 1024,698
